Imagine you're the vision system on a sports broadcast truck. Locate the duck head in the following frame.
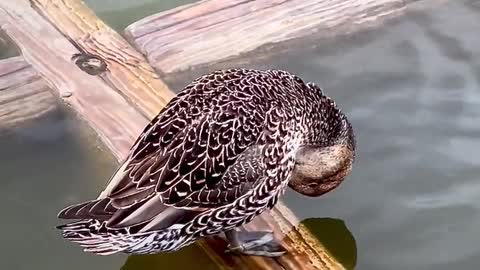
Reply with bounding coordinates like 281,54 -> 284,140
289,119 -> 355,197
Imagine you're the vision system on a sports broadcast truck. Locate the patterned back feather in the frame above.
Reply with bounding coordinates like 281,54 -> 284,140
57,68 -> 354,254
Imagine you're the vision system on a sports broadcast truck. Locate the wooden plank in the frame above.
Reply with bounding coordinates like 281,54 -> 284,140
0,56 -> 56,128
0,1 -> 346,269
0,0 -> 147,160
125,0 -> 409,75
31,0 -> 176,118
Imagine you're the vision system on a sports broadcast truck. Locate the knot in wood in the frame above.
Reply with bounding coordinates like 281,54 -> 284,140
71,53 -> 107,75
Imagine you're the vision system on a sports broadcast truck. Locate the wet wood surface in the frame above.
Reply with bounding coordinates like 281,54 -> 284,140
30,0 -> 176,118
0,56 -> 56,128
125,0 -> 410,75
0,0 -> 147,159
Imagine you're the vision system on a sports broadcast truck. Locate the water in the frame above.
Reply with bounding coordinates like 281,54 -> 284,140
0,31 -> 19,59
280,3 -> 480,269
285,2 -> 480,269
0,107 -> 122,270
165,1 -> 480,269
83,0 -> 196,32
2,0 -> 480,270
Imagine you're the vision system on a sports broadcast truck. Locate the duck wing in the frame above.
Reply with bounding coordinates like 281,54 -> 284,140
58,69 -> 285,230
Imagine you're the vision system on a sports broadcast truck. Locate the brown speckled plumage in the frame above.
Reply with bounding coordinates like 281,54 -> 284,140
57,68 -> 355,255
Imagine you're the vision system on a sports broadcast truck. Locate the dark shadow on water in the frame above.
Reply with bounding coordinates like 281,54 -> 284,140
121,244 -> 220,270
121,217 -> 356,270
298,218 -> 357,270
0,29 -> 19,59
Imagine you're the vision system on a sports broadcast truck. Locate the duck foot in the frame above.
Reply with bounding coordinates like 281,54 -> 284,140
224,229 -> 287,257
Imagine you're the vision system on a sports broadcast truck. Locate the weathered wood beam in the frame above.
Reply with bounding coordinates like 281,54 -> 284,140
0,0 -> 147,159
125,0 -> 410,75
0,56 -> 56,128
31,0 -> 176,118
0,0 -> 347,269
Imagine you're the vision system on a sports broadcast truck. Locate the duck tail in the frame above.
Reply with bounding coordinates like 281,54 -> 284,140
57,219 -> 188,255
57,219 -> 129,255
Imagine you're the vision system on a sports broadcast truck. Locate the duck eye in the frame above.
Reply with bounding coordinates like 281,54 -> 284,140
307,182 -> 319,187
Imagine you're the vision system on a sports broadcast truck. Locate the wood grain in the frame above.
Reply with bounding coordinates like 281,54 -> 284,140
0,56 -> 56,128
125,0 -> 409,75
0,0 -> 147,159
31,0 -> 176,118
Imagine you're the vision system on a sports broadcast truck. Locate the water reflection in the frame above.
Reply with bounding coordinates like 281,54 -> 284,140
122,244 -> 219,270
0,30 -> 19,59
299,218 -> 357,270
121,217 -> 356,270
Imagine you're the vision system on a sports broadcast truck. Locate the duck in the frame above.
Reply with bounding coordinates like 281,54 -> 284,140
57,68 -> 356,257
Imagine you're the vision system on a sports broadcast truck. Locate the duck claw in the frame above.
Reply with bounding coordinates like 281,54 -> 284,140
224,230 -> 287,257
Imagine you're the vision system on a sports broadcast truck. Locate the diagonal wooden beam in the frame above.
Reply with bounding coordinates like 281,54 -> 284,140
0,0 -> 147,159
31,0 -> 176,118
